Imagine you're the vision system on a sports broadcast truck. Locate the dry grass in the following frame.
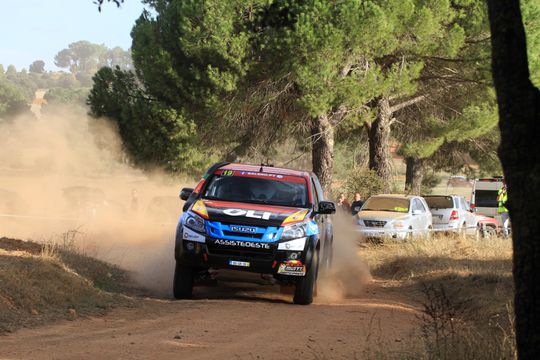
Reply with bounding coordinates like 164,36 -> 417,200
0,235 -> 136,333
360,235 -> 515,360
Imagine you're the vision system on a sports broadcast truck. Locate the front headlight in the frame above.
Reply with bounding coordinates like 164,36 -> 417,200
281,222 -> 307,240
392,220 -> 405,229
184,212 -> 206,233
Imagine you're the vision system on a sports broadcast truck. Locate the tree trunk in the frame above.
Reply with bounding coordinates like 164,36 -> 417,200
368,97 -> 393,192
405,157 -> 424,195
487,1 -> 540,358
311,113 -> 334,195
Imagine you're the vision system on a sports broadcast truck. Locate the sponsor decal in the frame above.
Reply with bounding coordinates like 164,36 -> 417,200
192,200 -> 208,218
182,227 -> 206,243
214,239 -> 271,249
223,208 -> 272,220
240,171 -> 284,179
222,170 -> 234,176
230,225 -> 257,233
229,260 -> 250,267
277,260 -> 306,276
281,209 -> 309,225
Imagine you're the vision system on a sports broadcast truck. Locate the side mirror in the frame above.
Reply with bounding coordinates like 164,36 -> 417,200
318,201 -> 336,215
179,187 -> 194,201
412,209 -> 422,216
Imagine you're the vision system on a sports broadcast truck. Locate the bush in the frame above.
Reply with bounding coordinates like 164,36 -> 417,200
338,168 -> 385,199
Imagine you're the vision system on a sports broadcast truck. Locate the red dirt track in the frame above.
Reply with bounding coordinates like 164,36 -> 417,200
0,283 -> 419,360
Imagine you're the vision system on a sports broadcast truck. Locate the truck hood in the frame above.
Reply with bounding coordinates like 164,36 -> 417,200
197,199 -> 309,227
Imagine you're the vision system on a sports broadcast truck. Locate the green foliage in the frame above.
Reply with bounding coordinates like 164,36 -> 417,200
522,0 -> 540,87
420,170 -> 441,195
29,60 -> 46,74
339,169 -> 385,199
88,66 -> 210,173
54,41 -> 132,78
131,1 -> 254,112
54,40 -> 108,74
6,65 -> 16,76
333,139 -> 369,181
394,0 -> 501,179
44,88 -> 89,108
91,0 -> 506,181
402,102 -> 498,159
0,77 -> 29,119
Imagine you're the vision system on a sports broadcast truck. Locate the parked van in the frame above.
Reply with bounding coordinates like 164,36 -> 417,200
470,177 -> 503,220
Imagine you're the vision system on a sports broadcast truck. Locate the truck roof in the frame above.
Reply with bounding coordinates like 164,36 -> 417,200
218,163 -> 310,178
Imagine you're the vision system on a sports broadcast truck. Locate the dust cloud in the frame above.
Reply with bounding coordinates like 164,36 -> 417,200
0,107 -> 190,296
317,214 -> 372,302
0,106 -> 371,300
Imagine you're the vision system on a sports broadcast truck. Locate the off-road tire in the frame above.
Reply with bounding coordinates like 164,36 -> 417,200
173,261 -> 194,299
322,240 -> 333,271
294,249 -> 319,305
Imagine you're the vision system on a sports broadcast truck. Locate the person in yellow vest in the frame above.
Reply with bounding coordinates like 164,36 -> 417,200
498,181 -> 510,237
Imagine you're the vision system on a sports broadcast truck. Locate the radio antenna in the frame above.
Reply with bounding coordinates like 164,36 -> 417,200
259,163 -> 264,172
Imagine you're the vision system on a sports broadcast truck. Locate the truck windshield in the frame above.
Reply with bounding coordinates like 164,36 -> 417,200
362,197 -> 410,213
202,175 -> 308,207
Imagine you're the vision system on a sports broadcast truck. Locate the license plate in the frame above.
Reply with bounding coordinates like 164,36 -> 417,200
364,231 -> 383,237
435,215 -> 443,219
229,260 -> 250,267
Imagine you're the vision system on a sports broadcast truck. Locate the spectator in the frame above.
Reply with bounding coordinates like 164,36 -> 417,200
497,181 -> 510,237
351,192 -> 364,216
336,193 -> 351,213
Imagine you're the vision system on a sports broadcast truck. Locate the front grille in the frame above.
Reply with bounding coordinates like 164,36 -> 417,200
364,220 -> 387,227
222,230 -> 263,239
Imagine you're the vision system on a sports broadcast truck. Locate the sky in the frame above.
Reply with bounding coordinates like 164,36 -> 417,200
0,0 -> 146,71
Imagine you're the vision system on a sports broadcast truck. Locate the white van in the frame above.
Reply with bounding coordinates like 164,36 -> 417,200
470,177 -> 503,220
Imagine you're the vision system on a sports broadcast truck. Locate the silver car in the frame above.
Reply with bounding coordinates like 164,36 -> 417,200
356,194 -> 433,240
424,195 -> 478,236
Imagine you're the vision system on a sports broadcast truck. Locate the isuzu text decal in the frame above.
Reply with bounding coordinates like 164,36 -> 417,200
223,208 -> 272,220
230,225 -> 257,233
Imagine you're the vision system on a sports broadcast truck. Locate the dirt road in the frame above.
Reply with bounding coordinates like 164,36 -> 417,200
0,280 -> 419,360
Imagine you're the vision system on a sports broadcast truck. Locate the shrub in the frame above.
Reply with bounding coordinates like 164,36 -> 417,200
338,168 -> 385,199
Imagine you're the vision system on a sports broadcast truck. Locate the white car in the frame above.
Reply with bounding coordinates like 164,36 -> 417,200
356,194 -> 432,240
424,195 -> 478,237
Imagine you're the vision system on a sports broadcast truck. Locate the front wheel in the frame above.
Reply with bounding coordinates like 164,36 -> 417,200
173,261 -> 194,299
294,249 -> 319,305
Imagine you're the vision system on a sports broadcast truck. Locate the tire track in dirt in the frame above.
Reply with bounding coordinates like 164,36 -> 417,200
0,283 -> 420,360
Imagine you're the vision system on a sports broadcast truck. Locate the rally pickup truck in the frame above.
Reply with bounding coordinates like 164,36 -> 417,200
174,162 -> 335,305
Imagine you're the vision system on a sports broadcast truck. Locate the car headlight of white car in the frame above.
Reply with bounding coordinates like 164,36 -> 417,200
392,220 -> 406,229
